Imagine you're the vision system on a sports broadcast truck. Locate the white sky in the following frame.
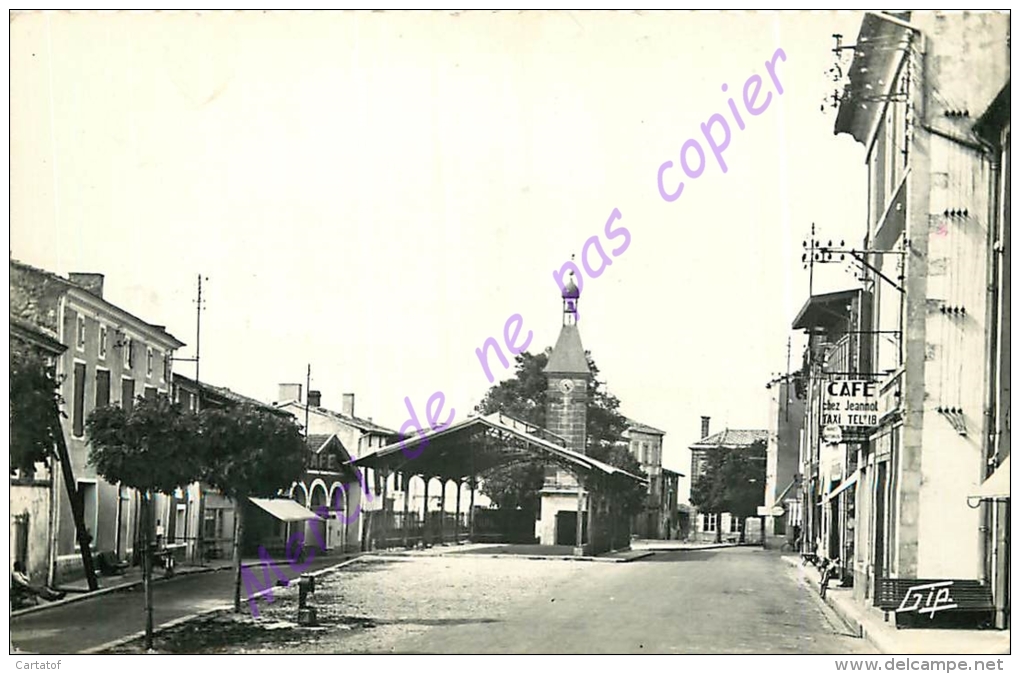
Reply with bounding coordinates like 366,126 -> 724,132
11,10 -> 871,501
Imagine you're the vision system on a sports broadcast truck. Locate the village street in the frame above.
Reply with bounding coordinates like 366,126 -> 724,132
13,547 -> 876,655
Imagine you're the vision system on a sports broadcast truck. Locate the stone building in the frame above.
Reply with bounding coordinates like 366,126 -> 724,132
823,10 -> 1009,626
10,259 -> 184,583
688,416 -> 767,543
274,388 -> 397,551
763,373 -> 806,549
622,418 -> 673,539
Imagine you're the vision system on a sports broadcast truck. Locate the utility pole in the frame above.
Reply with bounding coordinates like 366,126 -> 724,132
785,336 -> 792,422
304,364 -> 311,437
171,274 -> 207,408
195,275 -> 207,391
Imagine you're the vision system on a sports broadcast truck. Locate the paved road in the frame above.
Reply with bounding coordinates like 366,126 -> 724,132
383,548 -> 875,654
13,547 -> 876,654
11,553 -> 352,654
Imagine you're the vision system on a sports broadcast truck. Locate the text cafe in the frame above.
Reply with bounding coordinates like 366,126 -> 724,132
821,378 -> 880,435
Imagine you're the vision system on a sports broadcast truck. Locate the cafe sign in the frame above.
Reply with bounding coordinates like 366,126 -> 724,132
821,379 -> 879,430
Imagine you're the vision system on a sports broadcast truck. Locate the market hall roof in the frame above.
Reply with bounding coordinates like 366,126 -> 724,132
352,412 -> 647,486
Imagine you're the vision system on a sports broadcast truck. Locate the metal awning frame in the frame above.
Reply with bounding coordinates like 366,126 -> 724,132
351,412 -> 647,486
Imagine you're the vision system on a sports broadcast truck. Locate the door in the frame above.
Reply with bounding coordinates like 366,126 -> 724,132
872,462 -> 888,599
116,485 -> 131,559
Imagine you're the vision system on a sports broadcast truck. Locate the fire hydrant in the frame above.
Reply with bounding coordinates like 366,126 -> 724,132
297,575 -> 317,626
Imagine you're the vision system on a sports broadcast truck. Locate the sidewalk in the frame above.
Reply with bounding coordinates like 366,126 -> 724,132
11,551 -> 359,654
781,555 -> 1010,655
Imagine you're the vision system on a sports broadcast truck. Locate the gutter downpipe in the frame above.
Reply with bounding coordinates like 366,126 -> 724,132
975,129 -> 1003,623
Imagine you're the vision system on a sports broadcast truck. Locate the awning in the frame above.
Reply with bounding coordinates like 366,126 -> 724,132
969,456 -> 1010,500
823,470 -> 859,504
249,497 -> 323,522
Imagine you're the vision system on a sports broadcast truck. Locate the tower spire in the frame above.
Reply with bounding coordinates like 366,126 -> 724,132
561,255 -> 580,325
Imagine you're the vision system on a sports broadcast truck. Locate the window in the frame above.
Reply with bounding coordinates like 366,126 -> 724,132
146,348 -> 154,378
72,362 -> 86,437
123,337 -> 134,369
704,513 -> 718,533
76,316 -> 86,351
95,369 -> 111,409
173,503 -> 186,544
730,515 -> 741,534
144,386 -> 157,402
122,379 -> 135,413
98,325 -> 107,360
163,353 -> 170,382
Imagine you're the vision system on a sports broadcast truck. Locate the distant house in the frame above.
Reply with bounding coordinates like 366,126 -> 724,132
273,386 -> 397,551
171,373 -> 300,562
688,416 -> 767,542
10,259 -> 185,583
622,417 -> 680,539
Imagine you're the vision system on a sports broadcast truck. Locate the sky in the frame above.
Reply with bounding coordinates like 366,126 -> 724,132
10,10 -> 872,502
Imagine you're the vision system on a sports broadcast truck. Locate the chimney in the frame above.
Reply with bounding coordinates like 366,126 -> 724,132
307,390 -> 321,408
68,273 -> 105,299
700,416 -> 711,440
342,393 -> 355,417
278,383 -> 303,403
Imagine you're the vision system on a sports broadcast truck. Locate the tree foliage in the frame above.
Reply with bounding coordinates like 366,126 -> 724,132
689,438 -> 767,520
474,350 -> 646,515
9,340 -> 63,475
86,396 -> 204,494
197,404 -> 307,500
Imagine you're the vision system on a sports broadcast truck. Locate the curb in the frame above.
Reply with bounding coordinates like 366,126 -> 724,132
82,554 -> 367,654
365,550 -> 656,563
630,543 -> 738,552
11,565 -> 230,619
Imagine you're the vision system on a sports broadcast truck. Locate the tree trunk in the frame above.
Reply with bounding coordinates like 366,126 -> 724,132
233,499 -> 245,613
142,491 -> 154,651
51,406 -> 99,591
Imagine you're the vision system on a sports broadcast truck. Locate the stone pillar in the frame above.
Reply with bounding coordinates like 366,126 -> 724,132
469,478 -> 476,541
439,479 -> 447,545
455,480 -> 462,543
574,480 -> 585,556
402,474 -> 411,549
422,477 -> 430,548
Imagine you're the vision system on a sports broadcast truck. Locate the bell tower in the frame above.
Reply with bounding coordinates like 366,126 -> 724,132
544,271 -> 590,455
539,270 -> 592,547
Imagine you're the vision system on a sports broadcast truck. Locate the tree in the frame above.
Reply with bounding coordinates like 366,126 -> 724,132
475,350 -> 645,516
10,340 -> 63,474
197,404 -> 306,613
12,338 -> 100,590
87,395 -> 204,649
689,439 -> 767,541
